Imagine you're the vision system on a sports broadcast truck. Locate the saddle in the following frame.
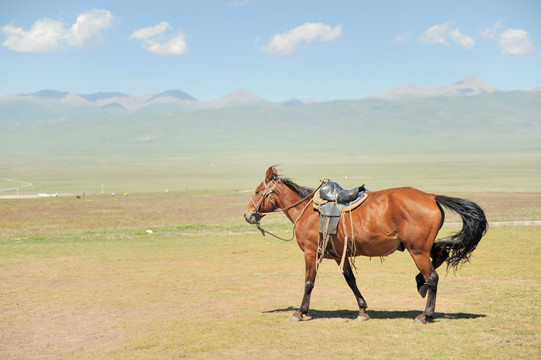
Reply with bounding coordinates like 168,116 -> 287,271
312,179 -> 370,271
320,181 -> 366,204
313,180 -> 369,236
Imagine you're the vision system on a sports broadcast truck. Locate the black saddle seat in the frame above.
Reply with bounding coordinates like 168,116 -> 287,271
320,181 -> 365,204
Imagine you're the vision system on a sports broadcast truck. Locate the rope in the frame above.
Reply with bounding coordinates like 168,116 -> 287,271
348,210 -> 358,270
257,197 -> 314,241
317,217 -> 331,270
338,209 -> 358,273
339,213 -> 349,272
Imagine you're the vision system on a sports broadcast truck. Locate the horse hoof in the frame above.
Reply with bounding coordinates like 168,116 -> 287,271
356,314 -> 370,322
414,315 -> 427,324
290,312 -> 303,322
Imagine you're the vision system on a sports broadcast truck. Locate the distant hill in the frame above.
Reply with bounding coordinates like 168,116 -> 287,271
81,92 -> 130,102
279,98 -> 307,107
373,77 -> 499,99
209,89 -> 271,108
0,88 -> 276,125
148,89 -> 196,102
4,77 -> 541,126
4,77 -> 537,126
1,78 -> 540,165
32,90 -> 70,100
1,90 -> 540,163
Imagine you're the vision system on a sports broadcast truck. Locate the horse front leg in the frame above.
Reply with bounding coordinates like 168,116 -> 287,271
336,258 -> 370,321
291,252 -> 317,322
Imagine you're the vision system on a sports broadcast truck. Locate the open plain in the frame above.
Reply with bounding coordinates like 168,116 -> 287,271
1,167 -> 540,359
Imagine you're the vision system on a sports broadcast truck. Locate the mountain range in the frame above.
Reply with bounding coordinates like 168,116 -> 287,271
373,77 -> 500,98
1,77 -> 540,166
2,77 -> 539,126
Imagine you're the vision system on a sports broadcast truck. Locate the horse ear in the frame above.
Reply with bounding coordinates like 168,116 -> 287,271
265,167 -> 278,182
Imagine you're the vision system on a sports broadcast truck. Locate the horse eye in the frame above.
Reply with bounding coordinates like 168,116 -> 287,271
255,190 -> 260,195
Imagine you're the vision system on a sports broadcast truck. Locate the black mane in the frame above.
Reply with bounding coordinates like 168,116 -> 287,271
281,178 -> 314,198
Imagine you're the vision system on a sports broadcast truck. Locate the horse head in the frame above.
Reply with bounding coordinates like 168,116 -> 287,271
244,166 -> 281,225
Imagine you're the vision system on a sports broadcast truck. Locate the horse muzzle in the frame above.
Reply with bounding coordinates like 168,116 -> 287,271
244,210 -> 263,225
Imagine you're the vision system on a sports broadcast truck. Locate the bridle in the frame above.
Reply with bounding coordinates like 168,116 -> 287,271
250,179 -> 278,217
249,178 -> 322,241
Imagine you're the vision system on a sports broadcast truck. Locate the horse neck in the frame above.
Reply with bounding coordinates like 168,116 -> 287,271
275,181 -> 311,224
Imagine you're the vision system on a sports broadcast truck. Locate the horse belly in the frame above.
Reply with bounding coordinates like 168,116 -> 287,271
358,238 -> 401,257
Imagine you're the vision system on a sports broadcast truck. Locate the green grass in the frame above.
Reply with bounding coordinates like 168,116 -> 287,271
1,192 -> 540,359
1,151 -> 540,196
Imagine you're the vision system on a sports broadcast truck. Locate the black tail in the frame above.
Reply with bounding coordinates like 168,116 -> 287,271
434,195 -> 488,271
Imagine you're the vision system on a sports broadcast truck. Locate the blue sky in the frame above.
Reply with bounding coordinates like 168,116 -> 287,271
1,0 -> 539,101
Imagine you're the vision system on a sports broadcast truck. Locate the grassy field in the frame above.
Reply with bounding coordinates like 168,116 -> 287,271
1,190 -> 540,359
1,151 -> 541,196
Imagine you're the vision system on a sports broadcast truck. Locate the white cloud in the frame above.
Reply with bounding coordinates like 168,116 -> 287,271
447,28 -> 475,49
1,9 -> 114,52
66,9 -> 115,48
394,31 -> 412,44
481,20 -> 534,56
129,21 -> 187,56
418,22 -> 475,49
2,19 -> 64,52
261,22 -> 343,55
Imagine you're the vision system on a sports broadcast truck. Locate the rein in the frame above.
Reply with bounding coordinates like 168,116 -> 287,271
254,180 -> 323,242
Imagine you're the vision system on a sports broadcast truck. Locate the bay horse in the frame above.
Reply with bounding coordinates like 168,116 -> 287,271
244,167 -> 488,324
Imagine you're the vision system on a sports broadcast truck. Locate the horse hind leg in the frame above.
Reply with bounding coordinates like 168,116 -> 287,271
409,251 -> 439,324
416,244 -> 449,298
